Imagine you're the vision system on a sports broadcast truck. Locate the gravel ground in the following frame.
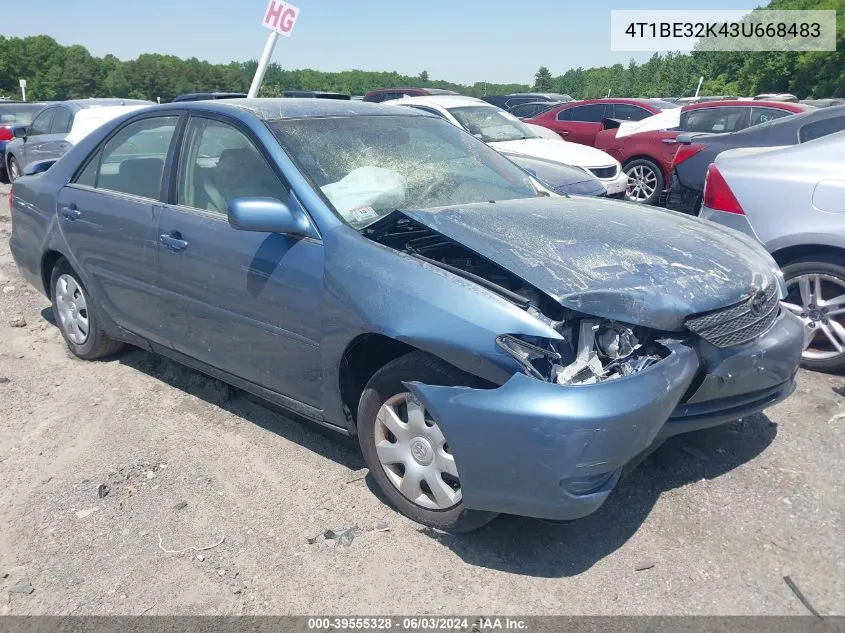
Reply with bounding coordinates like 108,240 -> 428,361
0,182 -> 843,616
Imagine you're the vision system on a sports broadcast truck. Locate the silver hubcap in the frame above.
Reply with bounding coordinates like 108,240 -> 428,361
55,274 -> 90,345
374,392 -> 461,510
625,164 -> 658,202
783,273 -> 845,360
10,160 -> 19,181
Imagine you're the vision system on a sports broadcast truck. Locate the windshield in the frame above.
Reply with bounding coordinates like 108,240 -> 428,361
270,115 -> 539,228
0,104 -> 42,125
447,106 -> 538,143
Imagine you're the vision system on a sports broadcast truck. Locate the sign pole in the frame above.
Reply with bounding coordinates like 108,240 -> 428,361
248,30 -> 280,98
694,76 -> 704,98
19,79 -> 27,102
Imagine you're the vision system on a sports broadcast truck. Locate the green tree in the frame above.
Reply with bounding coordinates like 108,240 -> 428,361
534,66 -> 553,91
419,70 -> 429,84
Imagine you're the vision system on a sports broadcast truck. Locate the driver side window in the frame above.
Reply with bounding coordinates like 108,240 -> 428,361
177,117 -> 288,214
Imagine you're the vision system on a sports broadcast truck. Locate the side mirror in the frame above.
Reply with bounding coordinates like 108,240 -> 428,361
13,127 -> 27,139
22,159 -> 57,176
227,197 -> 315,237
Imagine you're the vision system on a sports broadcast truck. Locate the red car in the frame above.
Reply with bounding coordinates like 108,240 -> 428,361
524,98 -> 676,146
594,100 -> 810,204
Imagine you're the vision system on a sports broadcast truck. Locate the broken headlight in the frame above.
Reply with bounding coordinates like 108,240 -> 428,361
499,320 -> 667,385
496,334 -> 563,381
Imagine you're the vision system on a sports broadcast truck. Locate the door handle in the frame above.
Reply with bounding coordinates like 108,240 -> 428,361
558,130 -> 571,137
159,232 -> 189,252
61,204 -> 81,221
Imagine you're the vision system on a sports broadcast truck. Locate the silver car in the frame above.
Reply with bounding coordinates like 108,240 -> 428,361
5,98 -> 152,181
700,130 -> 845,371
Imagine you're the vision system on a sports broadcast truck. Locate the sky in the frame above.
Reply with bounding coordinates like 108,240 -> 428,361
6,0 -> 754,86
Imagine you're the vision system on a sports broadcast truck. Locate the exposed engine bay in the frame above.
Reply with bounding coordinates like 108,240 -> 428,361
365,212 -> 670,385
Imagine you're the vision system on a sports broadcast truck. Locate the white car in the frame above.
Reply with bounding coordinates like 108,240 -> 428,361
390,95 -> 628,197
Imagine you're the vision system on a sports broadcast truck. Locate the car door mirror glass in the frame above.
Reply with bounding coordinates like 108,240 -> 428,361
228,197 -> 313,237
13,127 -> 27,139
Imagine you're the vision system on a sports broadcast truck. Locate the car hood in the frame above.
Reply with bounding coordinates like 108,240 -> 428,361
489,138 -> 617,169
401,197 -> 777,331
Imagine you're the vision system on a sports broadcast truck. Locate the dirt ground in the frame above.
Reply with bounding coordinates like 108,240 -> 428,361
0,182 -> 843,616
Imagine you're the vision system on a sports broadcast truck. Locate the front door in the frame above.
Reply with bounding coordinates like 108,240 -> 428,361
58,114 -> 180,344
156,115 -> 324,406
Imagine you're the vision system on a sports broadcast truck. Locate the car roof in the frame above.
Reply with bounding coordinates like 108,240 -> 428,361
56,98 -> 154,112
682,99 -> 809,112
388,95 -> 488,109
176,98 -> 430,120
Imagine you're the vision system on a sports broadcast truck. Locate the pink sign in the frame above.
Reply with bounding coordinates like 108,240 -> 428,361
262,0 -> 300,37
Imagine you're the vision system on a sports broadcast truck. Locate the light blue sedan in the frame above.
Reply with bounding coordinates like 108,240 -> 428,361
9,99 -> 803,532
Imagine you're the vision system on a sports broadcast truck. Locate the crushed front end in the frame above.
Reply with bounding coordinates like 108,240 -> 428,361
366,209 -> 804,521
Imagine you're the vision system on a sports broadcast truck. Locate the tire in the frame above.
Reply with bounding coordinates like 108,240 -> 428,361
781,256 -> 845,373
50,258 -> 124,360
623,158 -> 664,205
7,156 -> 21,183
357,352 -> 496,533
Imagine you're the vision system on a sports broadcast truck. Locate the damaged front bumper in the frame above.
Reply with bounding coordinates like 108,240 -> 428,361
405,311 -> 803,521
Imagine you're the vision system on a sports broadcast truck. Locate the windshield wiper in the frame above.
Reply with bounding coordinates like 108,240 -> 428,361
409,253 -> 531,309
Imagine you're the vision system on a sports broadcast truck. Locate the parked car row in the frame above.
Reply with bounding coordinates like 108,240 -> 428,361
521,97 -> 815,204
2,98 -> 153,182
8,98 -> 805,532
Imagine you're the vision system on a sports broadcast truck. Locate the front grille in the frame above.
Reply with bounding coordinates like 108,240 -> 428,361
685,283 -> 780,348
588,165 -> 618,179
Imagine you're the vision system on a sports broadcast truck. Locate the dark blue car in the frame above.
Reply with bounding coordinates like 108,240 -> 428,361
8,99 -> 803,532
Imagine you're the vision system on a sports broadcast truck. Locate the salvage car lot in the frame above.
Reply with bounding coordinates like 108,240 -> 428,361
0,182 -> 844,615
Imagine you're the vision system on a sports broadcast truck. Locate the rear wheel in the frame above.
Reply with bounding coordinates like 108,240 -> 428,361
8,156 -> 21,183
624,158 -> 664,205
50,259 -> 124,360
357,352 -> 496,533
781,257 -> 845,372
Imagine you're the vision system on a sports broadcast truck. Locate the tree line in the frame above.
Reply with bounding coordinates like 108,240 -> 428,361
0,0 -> 841,103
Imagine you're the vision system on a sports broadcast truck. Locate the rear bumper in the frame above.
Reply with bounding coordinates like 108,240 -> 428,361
666,172 -> 702,215
406,312 -> 803,521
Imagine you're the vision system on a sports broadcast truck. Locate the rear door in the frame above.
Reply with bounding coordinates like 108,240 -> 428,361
40,105 -> 74,160
156,113 -> 324,406
19,106 -> 55,167
551,104 -> 608,145
57,113 -> 181,344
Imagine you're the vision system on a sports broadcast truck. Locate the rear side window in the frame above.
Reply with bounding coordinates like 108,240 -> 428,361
612,104 -> 652,121
29,108 -> 54,136
50,108 -> 73,134
682,107 -> 749,133
73,116 -> 178,200
749,107 -> 790,127
559,104 -> 607,122
799,116 -> 845,143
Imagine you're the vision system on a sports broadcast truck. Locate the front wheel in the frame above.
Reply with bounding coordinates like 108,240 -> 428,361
357,352 -> 496,533
7,156 -> 21,183
50,259 -> 124,360
624,158 -> 664,205
781,257 -> 845,373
